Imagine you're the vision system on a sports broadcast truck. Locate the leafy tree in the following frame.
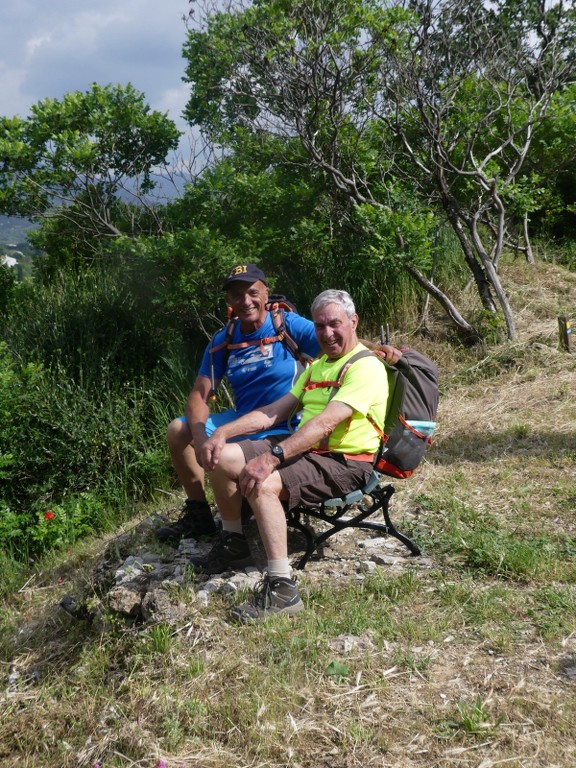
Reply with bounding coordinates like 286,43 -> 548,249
0,264 -> 16,317
155,133 -> 439,333
0,83 -> 181,270
522,83 -> 576,240
182,0 -> 576,341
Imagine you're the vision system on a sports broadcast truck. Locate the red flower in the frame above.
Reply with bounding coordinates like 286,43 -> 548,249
44,511 -> 55,520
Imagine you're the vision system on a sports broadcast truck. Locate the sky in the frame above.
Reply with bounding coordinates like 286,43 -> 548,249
0,0 -> 192,135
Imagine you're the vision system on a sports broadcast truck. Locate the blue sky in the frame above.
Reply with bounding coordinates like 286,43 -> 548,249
0,0 -> 191,134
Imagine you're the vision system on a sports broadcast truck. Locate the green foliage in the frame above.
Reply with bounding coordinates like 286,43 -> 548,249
0,244 -> 208,559
183,0 -> 410,143
1,83 -> 180,212
115,227 -> 243,349
0,83 -> 180,270
29,494 -> 107,550
526,83 -> 576,239
544,239 -> 576,271
0,263 -> 16,316
181,0 -> 576,341
159,140 -> 443,331
324,660 -> 350,680
527,585 -> 576,640
421,494 -> 576,584
5,266 -> 168,385
0,341 -> 173,556
146,623 -> 174,655
438,696 -> 504,739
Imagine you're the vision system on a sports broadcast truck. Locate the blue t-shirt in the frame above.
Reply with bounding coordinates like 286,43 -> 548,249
199,312 -> 319,428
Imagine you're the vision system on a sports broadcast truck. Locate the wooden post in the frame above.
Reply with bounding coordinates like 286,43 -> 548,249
558,316 -> 572,352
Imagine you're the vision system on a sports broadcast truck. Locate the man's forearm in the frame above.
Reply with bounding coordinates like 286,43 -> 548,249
216,393 -> 299,442
215,407 -> 277,442
271,401 -> 353,463
186,391 -> 210,443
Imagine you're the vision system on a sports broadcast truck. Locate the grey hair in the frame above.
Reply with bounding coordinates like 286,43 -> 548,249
311,289 -> 356,319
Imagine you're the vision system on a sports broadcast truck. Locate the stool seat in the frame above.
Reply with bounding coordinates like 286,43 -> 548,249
285,475 -> 421,569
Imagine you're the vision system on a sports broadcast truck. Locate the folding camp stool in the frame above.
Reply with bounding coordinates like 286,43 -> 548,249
285,470 -> 421,570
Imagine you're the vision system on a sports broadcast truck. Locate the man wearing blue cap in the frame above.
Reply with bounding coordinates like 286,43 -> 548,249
155,263 -> 320,553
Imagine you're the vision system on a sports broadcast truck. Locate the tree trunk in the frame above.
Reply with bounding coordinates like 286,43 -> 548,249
523,212 -> 535,265
406,264 -> 481,343
469,220 -> 517,341
442,193 -> 498,314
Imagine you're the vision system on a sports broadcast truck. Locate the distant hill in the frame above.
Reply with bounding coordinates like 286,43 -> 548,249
0,215 -> 37,247
0,217 -> 39,279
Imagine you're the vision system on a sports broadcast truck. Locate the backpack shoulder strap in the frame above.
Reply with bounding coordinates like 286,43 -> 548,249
208,316 -> 238,400
303,349 -> 375,398
268,300 -> 314,367
209,298 -> 316,401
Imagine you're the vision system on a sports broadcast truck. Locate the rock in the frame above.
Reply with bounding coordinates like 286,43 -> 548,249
196,591 -> 210,607
114,556 -> 146,585
371,553 -> 404,566
108,585 -> 144,618
229,571 -> 260,589
141,588 -> 188,623
177,540 -> 204,556
73,510 -> 432,627
328,634 -> 376,653
59,595 -> 91,620
358,537 -> 389,549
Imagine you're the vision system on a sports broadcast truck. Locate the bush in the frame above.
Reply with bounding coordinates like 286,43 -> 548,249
0,342 -> 175,557
4,265 -> 171,386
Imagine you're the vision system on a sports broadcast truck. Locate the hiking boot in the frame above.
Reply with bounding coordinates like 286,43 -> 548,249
155,499 -> 217,542
231,575 -> 304,622
189,531 -> 254,575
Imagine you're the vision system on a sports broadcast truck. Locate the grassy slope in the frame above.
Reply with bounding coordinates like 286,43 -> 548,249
1,259 -> 575,768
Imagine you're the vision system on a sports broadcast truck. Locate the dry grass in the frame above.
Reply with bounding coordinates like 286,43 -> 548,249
1,259 -> 576,768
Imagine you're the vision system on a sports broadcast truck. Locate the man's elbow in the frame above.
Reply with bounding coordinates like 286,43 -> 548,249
315,414 -> 344,438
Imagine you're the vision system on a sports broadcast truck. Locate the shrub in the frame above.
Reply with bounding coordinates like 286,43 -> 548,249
0,342 -> 174,556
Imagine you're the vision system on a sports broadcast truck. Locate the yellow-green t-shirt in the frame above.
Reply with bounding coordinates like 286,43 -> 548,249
290,343 -> 388,455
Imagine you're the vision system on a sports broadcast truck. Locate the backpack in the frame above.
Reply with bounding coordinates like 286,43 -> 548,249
208,294 -> 314,399
375,347 -> 439,478
307,346 -> 439,479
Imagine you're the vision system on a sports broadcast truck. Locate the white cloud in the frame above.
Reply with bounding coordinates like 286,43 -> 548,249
25,34 -> 52,57
0,0 -> 190,126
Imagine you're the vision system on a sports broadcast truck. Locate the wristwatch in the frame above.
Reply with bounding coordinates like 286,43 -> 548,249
271,443 -> 285,463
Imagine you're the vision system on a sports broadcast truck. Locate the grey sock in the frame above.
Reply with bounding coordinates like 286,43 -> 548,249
221,518 -> 243,535
267,558 -> 292,580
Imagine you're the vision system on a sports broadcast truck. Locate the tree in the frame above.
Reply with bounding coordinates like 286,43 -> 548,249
0,83 -> 181,269
154,130 -> 438,334
521,83 -> 576,240
182,0 -> 576,341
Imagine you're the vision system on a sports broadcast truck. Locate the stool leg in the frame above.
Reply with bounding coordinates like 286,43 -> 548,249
285,510 -> 316,570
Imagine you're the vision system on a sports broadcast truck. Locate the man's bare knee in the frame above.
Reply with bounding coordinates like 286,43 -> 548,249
167,418 -> 193,450
247,472 -> 284,507
212,443 -> 247,479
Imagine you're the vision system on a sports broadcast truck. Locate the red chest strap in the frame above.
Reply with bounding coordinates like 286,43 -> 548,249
210,335 -> 282,355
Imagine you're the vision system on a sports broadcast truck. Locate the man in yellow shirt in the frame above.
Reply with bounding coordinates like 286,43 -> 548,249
195,289 -> 389,620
